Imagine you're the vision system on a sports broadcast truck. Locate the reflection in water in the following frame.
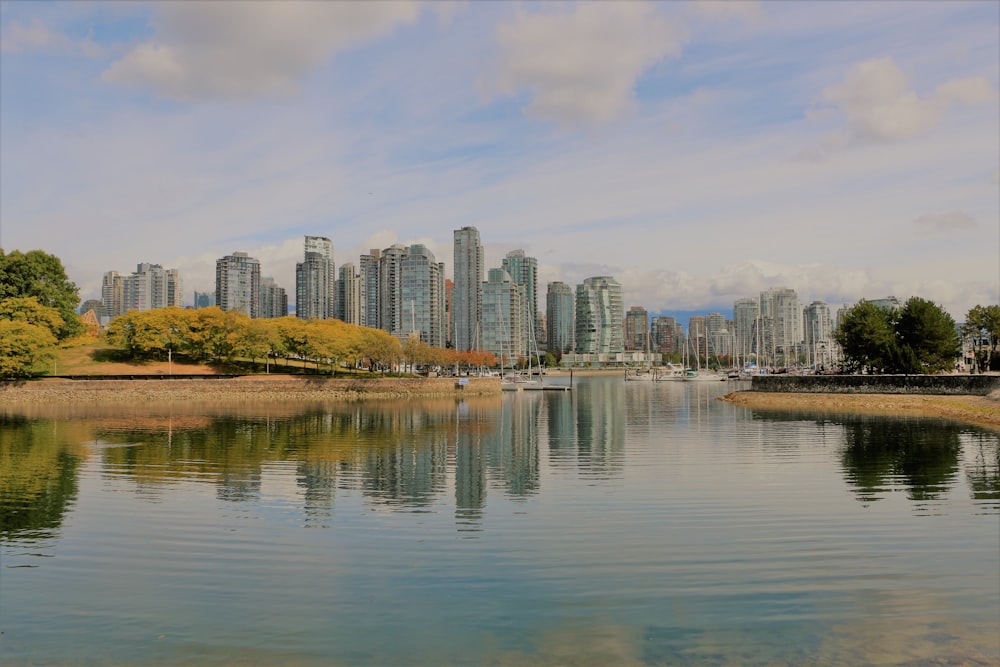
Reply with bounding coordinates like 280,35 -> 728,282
838,415 -> 961,503
1,382 -> 998,666
0,415 -> 81,543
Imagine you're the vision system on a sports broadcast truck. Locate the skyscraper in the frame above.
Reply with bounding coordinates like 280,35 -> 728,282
401,244 -> 445,347
296,236 -> 334,320
259,277 -> 288,319
733,297 -> 760,362
359,249 -> 380,328
760,287 -> 803,366
336,263 -> 361,325
103,263 -> 183,316
378,244 -> 408,335
546,281 -> 574,353
453,227 -> 483,351
501,250 -> 539,346
482,268 -> 525,362
216,252 -> 261,317
575,276 -> 623,355
803,301 -> 833,368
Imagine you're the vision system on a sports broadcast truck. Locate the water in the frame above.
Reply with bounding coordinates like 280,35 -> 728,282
2,378 -> 998,666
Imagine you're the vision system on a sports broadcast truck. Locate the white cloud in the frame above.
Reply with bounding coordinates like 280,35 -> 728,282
492,2 -> 688,126
819,56 -> 996,144
0,19 -> 103,57
914,211 -> 978,234
102,1 -> 421,101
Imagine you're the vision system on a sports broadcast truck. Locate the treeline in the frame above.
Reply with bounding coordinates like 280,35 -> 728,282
107,306 -> 497,374
835,298 -> 999,374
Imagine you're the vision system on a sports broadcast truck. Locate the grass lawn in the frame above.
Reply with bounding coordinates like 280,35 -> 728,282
44,338 -> 376,377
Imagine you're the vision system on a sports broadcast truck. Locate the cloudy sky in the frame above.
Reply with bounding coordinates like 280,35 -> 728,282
1,0 -> 997,318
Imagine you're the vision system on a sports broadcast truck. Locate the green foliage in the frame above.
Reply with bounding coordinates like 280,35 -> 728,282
0,320 -> 58,378
962,304 -> 1000,372
835,297 -> 959,374
895,297 -> 959,373
0,249 -> 83,340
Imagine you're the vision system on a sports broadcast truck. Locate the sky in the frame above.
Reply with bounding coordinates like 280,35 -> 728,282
1,0 -> 998,319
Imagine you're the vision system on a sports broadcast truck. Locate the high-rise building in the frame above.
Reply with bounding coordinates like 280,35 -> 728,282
546,281 -> 574,353
400,244 -> 446,347
688,316 -> 706,360
336,263 -> 361,325
650,315 -> 676,354
103,263 -> 182,316
216,252 -> 261,317
296,236 -> 334,320
624,306 -> 649,351
482,268 -> 525,362
101,271 -> 124,318
359,249 -> 380,328
760,287 -> 803,366
501,250 -> 539,346
453,227 -> 483,351
194,292 -> 216,309
803,301 -> 833,368
575,276 -> 624,355
733,297 -> 760,362
378,244 -> 408,334
444,279 -> 454,348
705,312 -> 731,360
259,277 -> 288,319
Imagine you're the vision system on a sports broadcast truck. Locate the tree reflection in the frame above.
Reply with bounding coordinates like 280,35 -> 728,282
839,416 -> 961,503
0,415 -> 81,541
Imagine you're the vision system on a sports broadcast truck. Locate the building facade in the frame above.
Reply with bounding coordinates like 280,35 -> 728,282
575,276 -> 624,355
546,281 -> 574,353
336,263 -> 361,325
296,236 -> 334,320
453,227 -> 484,351
650,315 -> 676,354
803,300 -> 833,369
259,277 -> 288,319
501,250 -> 539,347
216,252 -> 261,317
624,306 -> 649,351
482,268 -> 525,363
359,249 -> 380,328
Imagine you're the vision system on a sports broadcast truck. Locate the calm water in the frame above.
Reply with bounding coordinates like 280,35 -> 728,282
1,378 -> 998,666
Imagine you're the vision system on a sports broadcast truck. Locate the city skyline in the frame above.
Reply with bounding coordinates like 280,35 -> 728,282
1,2 -> 998,319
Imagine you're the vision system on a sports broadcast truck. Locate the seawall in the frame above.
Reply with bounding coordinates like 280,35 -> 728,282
0,375 -> 501,403
750,374 -> 1000,396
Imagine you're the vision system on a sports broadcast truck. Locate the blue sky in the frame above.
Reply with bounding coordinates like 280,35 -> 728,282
1,0 -> 997,318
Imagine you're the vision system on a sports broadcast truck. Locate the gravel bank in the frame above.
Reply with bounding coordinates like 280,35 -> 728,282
721,390 -> 1000,430
0,376 -> 501,403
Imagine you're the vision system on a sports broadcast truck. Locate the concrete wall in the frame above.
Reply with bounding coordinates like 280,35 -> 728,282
751,374 -> 1000,396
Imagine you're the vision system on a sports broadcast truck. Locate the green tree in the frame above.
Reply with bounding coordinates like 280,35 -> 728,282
895,297 -> 959,373
0,320 -> 58,378
0,296 -> 65,337
835,301 -> 897,373
962,304 -> 1000,373
0,249 -> 83,339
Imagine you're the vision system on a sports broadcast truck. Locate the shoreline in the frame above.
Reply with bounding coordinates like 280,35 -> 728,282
721,390 -> 1000,431
0,376 -> 501,403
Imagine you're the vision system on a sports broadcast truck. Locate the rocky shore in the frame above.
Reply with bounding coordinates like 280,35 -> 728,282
0,376 -> 501,403
721,390 -> 1000,431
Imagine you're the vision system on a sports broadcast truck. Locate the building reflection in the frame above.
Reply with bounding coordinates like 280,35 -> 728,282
572,380 -> 626,477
